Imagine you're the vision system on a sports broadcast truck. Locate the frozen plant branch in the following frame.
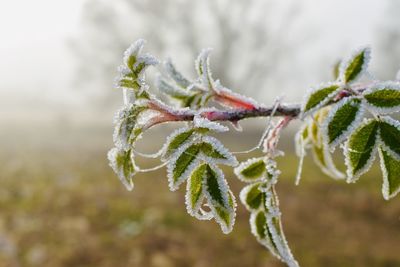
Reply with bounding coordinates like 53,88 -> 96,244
108,40 -> 400,267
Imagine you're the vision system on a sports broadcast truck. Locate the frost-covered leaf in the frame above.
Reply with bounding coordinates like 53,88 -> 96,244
193,116 -> 229,133
263,189 -> 299,267
164,58 -> 191,89
250,210 -> 280,255
302,83 -> 340,116
199,136 -> 238,166
311,143 -> 344,180
167,142 -> 201,191
108,148 -> 137,191
324,97 -> 364,150
235,158 -> 267,183
379,117 -> 400,158
203,164 -> 236,234
195,48 -> 214,90
115,40 -> 158,101
240,183 -> 264,211
363,82 -> 400,114
113,104 -> 147,150
309,107 -> 330,145
294,124 -> 311,185
345,119 -> 378,182
185,163 -> 207,215
123,39 -> 158,73
123,39 -> 145,71
340,46 -> 371,84
378,148 -> 400,200
156,76 -> 192,98
162,127 -> 195,160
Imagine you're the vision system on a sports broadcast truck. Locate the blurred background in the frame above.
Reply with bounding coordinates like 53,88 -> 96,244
1,0 -> 400,266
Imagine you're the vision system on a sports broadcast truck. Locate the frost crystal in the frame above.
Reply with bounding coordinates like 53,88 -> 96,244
199,135 -> 238,166
193,116 -> 229,132
107,148 -> 137,191
165,58 -> 191,88
322,97 -> 365,151
338,46 -> 371,84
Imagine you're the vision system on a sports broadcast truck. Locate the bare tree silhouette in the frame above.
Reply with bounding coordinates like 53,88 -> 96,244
72,0 -> 302,109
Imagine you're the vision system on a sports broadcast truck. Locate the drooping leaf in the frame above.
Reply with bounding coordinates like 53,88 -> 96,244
378,148 -> 400,200
324,97 -> 364,149
203,164 -> 235,234
185,163 -> 207,215
107,148 -> 137,191
113,104 -> 147,150
340,47 -> 371,84
249,210 -> 280,258
311,143 -> 344,180
302,83 -> 340,115
345,119 -> 379,182
234,157 -> 267,182
294,124 -> 311,185
379,117 -> 400,157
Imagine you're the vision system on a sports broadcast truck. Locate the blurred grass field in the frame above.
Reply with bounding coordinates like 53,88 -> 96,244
1,122 -> 400,267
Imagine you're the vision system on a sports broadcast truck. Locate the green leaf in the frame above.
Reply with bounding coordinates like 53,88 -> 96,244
240,183 -> 263,211
203,164 -> 235,234
162,128 -> 195,159
345,119 -> 378,182
205,165 -> 226,207
199,136 -> 237,166
196,49 -> 214,90
379,117 -> 400,157
325,98 -> 363,149
186,163 -> 207,214
378,148 -> 400,200
341,47 -> 370,84
113,105 -> 147,150
167,143 -> 201,191
302,84 -> 340,115
364,87 -> 400,110
107,148 -> 136,191
234,158 -> 267,182
253,210 -> 267,239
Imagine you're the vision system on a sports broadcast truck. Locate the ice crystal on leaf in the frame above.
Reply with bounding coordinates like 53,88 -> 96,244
338,46 -> 371,84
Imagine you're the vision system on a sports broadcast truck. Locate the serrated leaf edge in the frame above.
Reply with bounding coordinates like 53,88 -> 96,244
363,81 -> 400,114
378,147 -> 400,200
300,82 -> 341,118
344,119 -> 378,183
322,97 -> 365,151
234,157 -> 267,183
339,46 -> 371,84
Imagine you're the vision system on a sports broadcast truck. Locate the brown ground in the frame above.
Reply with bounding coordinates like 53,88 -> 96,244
0,123 -> 399,267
